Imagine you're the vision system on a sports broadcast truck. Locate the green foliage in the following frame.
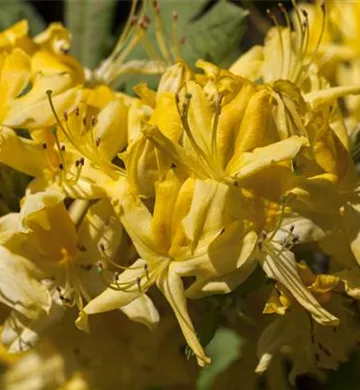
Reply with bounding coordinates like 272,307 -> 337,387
124,0 -> 248,93
65,0 -> 117,69
0,0 -> 45,35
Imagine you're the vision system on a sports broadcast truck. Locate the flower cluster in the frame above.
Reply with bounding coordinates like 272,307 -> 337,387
1,1 -> 360,387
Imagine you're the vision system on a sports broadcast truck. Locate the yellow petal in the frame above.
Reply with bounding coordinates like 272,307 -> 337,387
232,88 -> 274,153
156,265 -> 210,367
0,127 -> 48,177
119,294 -> 159,331
149,92 -> 183,141
94,99 -> 128,160
4,73 -> 80,129
0,246 -> 52,319
229,46 -> 264,80
80,259 -> 146,317
0,48 -> 30,118
305,86 -> 360,109
228,136 -> 308,180
182,179 -> 229,249
260,247 -> 339,326
152,170 -> 182,252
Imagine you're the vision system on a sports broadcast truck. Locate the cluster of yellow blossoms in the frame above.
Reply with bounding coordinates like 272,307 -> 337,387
1,1 -> 360,387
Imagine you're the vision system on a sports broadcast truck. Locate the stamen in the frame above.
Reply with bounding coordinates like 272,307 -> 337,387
298,0 -> 326,86
174,93 -> 215,178
267,8 -> 285,79
171,11 -> 181,59
151,0 -> 172,64
278,2 -> 293,78
144,263 -> 150,280
137,277 -> 142,292
42,142 -> 47,150
211,93 -> 223,163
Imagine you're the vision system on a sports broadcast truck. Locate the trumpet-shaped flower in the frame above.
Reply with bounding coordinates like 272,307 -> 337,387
256,261 -> 360,382
77,171 -> 237,366
0,186 -> 146,352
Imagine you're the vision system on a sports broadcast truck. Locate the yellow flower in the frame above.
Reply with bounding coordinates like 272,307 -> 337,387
0,20 -> 32,53
256,261 -> 360,382
3,308 -> 198,390
77,171 -> 236,366
0,186 -> 132,352
142,68 -> 308,186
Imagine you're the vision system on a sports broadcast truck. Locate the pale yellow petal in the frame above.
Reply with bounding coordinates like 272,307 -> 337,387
156,265 -> 210,367
260,247 -> 339,326
119,294 -> 159,331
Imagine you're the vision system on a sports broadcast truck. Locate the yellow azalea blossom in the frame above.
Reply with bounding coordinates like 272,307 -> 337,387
256,261 -> 360,382
0,186 -> 155,352
118,61 -> 193,197
0,20 -> 31,52
189,180 -> 338,326
76,171 -> 239,367
3,308 -> 198,390
31,23 -> 84,84
0,85 -> 132,199
0,46 -> 80,132
142,66 -> 308,186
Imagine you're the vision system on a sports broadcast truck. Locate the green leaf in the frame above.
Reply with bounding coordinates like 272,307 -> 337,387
196,327 -> 244,390
123,0 -> 248,94
65,0 -> 117,69
0,0 -> 45,35
181,0 -> 249,68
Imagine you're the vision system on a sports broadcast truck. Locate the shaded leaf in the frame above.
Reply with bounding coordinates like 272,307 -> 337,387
65,0 -> 117,69
123,0 -> 248,93
0,0 -> 45,35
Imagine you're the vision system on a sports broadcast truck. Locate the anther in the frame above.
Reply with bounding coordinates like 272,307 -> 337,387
172,11 -> 178,20
137,277 -> 142,292
289,225 -> 295,233
46,90 -> 53,97
77,243 -> 87,252
59,163 -> 64,171
261,231 -> 267,240
113,271 -> 119,282
278,2 -> 285,12
63,111 -> 68,121
80,264 -> 92,271
61,144 -> 66,152
320,1 -> 325,13
292,234 -> 299,244
99,243 -> 106,252
315,353 -> 320,363
96,261 -> 104,272
95,137 -> 101,147
80,157 -> 85,166
74,107 -> 80,116
91,116 -> 97,127
42,142 -> 47,150
82,117 -> 87,126
144,264 -> 150,280
301,8 -> 308,18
